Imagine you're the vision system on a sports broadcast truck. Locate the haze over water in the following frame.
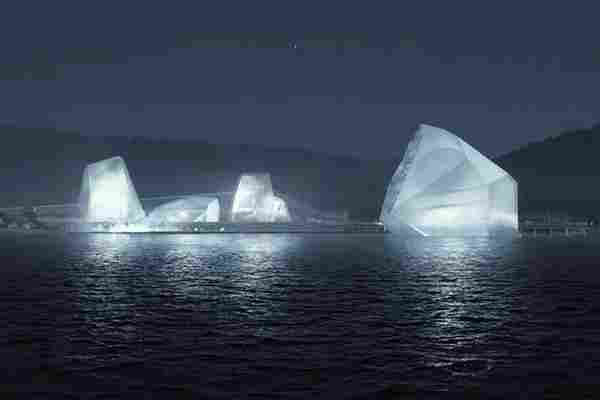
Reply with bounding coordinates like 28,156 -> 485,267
2,233 -> 600,398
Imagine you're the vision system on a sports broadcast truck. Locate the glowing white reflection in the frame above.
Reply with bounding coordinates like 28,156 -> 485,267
79,156 -> 146,223
231,174 -> 291,222
108,223 -> 153,233
88,173 -> 128,221
145,196 -> 220,225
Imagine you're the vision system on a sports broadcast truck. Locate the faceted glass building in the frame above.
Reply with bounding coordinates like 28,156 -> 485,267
79,156 -> 146,223
145,196 -> 220,225
380,124 -> 518,236
231,174 -> 291,222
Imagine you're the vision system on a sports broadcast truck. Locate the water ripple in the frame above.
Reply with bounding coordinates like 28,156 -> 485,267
2,233 -> 600,398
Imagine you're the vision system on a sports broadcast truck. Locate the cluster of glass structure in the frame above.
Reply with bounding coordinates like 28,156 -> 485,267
78,158 -> 291,227
380,124 -> 518,236
231,174 -> 291,223
75,123 -> 518,236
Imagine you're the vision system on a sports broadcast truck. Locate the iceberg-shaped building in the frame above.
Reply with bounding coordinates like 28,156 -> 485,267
380,124 -> 518,236
79,156 -> 146,223
145,196 -> 220,225
231,173 -> 291,222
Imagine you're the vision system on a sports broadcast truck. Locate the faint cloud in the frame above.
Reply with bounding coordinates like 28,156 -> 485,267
175,32 -> 290,49
592,48 -> 600,65
0,62 -> 59,81
558,119 -> 587,131
0,46 -> 122,81
397,33 -> 419,49
61,47 -> 118,64
0,48 -> 60,81
173,31 -> 420,55
127,103 -> 146,113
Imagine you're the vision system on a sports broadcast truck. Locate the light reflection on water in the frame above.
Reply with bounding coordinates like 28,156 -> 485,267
3,233 -> 600,397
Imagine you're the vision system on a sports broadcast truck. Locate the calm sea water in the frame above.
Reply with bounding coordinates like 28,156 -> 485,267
1,232 -> 600,399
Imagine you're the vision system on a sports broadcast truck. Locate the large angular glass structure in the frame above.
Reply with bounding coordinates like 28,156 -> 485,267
380,124 -> 518,236
231,173 -> 291,222
79,156 -> 146,223
145,196 -> 220,225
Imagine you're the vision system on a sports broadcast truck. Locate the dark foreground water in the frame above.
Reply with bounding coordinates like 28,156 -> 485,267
1,232 -> 600,399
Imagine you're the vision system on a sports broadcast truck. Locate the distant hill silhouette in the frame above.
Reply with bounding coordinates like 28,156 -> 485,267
496,123 -> 600,218
0,125 -> 396,220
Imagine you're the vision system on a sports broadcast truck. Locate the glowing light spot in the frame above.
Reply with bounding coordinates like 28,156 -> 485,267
231,174 -> 291,222
80,157 -> 146,223
380,124 -> 518,237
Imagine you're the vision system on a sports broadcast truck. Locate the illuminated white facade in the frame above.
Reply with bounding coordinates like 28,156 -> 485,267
380,124 -> 518,236
231,174 -> 291,222
79,156 -> 146,223
145,196 -> 220,224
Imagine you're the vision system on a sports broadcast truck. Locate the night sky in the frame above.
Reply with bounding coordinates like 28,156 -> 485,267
1,1 -> 599,160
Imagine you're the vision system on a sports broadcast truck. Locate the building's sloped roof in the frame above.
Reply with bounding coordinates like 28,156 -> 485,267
380,124 -> 518,236
79,156 -> 146,223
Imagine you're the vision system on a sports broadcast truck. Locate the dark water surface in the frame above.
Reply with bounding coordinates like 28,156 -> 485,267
2,232 -> 600,399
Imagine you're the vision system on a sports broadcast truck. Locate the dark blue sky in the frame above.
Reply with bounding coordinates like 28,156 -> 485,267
1,1 -> 599,159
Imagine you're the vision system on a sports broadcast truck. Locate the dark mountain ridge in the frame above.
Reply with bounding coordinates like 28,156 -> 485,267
496,123 -> 600,218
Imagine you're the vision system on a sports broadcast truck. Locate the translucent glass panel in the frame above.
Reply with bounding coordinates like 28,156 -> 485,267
145,196 -> 220,225
262,195 -> 291,223
231,174 -> 291,222
79,156 -> 146,223
380,124 -> 518,236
